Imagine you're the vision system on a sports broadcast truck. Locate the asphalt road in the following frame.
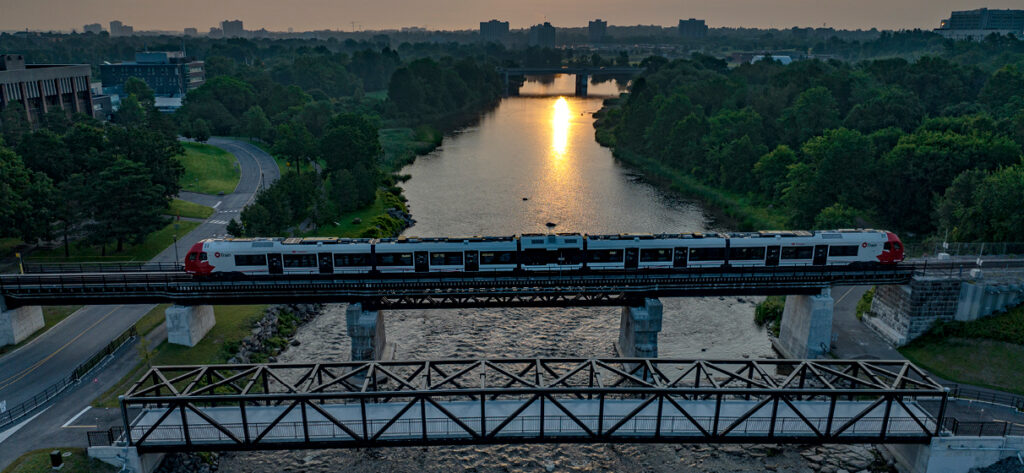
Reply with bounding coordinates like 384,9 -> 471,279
0,138 -> 279,466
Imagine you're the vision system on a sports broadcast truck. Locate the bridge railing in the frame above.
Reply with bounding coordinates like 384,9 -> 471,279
20,261 -> 183,274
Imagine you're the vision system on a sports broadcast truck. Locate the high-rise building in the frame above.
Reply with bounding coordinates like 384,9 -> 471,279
83,23 -> 103,34
480,19 -> 509,43
208,27 -> 223,38
528,22 -> 556,48
100,51 -> 205,97
678,18 -> 708,39
183,27 -> 198,36
937,8 -> 1024,40
221,19 -> 245,38
0,54 -> 96,124
109,20 -> 134,36
588,19 -> 608,43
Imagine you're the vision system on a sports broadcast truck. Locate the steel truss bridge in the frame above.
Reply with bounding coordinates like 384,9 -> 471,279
0,266 -> 913,310
118,358 -> 946,452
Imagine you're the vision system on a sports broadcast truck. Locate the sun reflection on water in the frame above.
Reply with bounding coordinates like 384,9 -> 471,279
551,96 -> 570,159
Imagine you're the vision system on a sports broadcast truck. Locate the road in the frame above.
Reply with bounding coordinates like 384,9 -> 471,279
0,138 -> 279,468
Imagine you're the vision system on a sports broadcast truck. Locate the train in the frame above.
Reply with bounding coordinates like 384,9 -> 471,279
183,229 -> 905,277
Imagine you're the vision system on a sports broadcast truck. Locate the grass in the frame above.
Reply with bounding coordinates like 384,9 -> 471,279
168,199 -> 214,220
28,220 -> 200,262
306,191 -> 407,238
136,304 -> 170,337
1,448 -> 117,473
0,306 -> 82,356
94,305 -> 268,408
379,127 -> 441,171
177,142 -> 241,195
0,237 -> 22,257
901,338 -> 1024,395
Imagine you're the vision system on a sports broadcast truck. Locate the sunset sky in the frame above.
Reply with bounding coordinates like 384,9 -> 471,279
2,0 -> 1021,33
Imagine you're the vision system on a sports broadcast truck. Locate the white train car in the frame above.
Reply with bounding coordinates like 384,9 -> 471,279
187,237 -> 374,276
519,233 -> 584,271
373,236 -> 518,273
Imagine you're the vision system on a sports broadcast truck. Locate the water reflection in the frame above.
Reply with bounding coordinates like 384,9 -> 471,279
551,97 -> 570,159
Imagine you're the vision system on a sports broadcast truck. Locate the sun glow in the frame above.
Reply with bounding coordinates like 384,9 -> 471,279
551,96 -> 570,158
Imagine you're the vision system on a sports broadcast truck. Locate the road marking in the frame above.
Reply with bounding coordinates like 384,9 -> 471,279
60,425 -> 97,429
61,406 -> 91,428
835,286 -> 857,305
213,201 -> 222,209
0,305 -> 123,392
0,406 -> 49,444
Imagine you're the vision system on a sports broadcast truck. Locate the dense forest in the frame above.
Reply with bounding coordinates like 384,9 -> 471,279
596,46 -> 1024,242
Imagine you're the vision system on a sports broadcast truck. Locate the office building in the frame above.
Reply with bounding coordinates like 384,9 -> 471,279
528,22 -> 556,48
109,20 -> 134,36
83,23 -> 103,34
678,18 -> 708,39
936,8 -> 1024,40
480,19 -> 509,43
0,54 -> 94,125
221,19 -> 244,38
589,19 -> 608,43
100,51 -> 205,97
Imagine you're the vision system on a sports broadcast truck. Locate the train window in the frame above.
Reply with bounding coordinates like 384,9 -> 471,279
674,248 -> 687,262
781,247 -> 814,259
376,253 -> 413,266
480,252 -> 516,264
829,246 -> 859,257
893,242 -> 902,251
640,248 -> 672,262
283,254 -> 317,267
334,253 -> 371,267
729,247 -> 766,260
688,247 -> 726,261
587,249 -> 623,263
199,252 -> 208,261
559,249 -> 583,264
430,252 -> 464,266
234,254 -> 267,266
188,253 -> 197,262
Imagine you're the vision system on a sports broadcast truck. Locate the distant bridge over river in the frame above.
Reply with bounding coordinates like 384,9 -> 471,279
497,66 -> 643,96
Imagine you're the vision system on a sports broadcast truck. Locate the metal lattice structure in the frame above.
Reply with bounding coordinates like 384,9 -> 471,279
0,266 -> 913,309
119,358 -> 946,452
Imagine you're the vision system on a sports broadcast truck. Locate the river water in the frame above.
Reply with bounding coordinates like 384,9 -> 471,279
220,75 -> 781,472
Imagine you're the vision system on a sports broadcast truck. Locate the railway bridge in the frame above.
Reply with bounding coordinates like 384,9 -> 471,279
497,66 -> 643,96
1,265 -> 913,360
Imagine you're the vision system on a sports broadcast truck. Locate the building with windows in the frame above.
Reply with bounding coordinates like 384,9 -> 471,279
589,19 -> 608,43
0,54 -> 94,125
83,23 -> 104,34
936,8 -> 1024,40
678,18 -> 708,39
100,51 -> 205,97
528,22 -> 556,48
221,19 -> 245,38
480,19 -> 509,43
109,20 -> 134,36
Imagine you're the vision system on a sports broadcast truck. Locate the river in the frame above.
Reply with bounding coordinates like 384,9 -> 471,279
219,75 -> 783,472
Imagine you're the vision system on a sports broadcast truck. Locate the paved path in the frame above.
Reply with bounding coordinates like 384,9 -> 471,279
0,138 -> 278,469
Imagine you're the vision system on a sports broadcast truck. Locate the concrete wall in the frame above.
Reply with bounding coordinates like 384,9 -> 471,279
777,289 -> 834,359
346,303 -> 387,361
165,305 -> 215,347
0,304 -> 44,347
617,298 -> 663,358
956,282 -> 1024,322
88,446 -> 164,473
885,436 -> 1024,473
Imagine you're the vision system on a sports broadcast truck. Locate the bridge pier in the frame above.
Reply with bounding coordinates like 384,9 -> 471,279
0,295 -> 44,347
346,303 -> 392,361
88,446 -> 163,473
165,305 -> 215,347
777,288 -> 834,359
574,74 -> 589,96
615,298 -> 663,358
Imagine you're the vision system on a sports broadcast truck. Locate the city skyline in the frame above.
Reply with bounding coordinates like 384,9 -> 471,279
2,0 -> 1023,33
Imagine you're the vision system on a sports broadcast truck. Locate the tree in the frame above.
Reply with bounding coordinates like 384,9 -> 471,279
115,94 -> 147,127
241,105 -> 272,142
192,119 -> 211,143
0,146 -> 55,242
778,87 -> 840,146
843,87 -> 924,133
84,158 -> 167,252
124,77 -> 156,107
1,102 -> 31,147
226,218 -> 244,237
979,65 -> 1024,114
814,203 -> 863,229
753,145 -> 797,200
937,166 -> 1024,241
272,123 -> 315,173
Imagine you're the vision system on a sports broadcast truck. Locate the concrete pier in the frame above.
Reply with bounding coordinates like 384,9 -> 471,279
165,305 -> 215,347
777,288 -> 834,359
574,74 -> 589,96
885,435 -> 1024,473
346,303 -> 389,361
0,296 -> 44,347
616,298 -> 663,358
88,446 -> 163,473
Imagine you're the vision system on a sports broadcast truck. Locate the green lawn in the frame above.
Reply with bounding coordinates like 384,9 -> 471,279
169,199 -> 214,220
379,127 -> 440,171
94,305 -> 268,408
1,448 -> 116,473
901,338 -> 1024,395
29,220 -> 200,262
177,142 -> 240,195
136,304 -> 170,337
0,306 -> 82,356
0,237 -> 22,257
306,191 -> 406,238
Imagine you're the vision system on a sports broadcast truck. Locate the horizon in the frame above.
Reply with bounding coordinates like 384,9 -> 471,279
1,0 -> 1022,34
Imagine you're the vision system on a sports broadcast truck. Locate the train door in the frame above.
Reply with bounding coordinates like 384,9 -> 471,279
765,246 -> 780,267
414,251 -> 429,272
318,253 -> 333,274
673,247 -> 687,268
464,251 -> 479,272
813,245 -> 828,266
624,248 -> 639,269
268,254 -> 283,274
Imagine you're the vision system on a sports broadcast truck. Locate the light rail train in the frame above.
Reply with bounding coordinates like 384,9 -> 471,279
184,230 -> 905,276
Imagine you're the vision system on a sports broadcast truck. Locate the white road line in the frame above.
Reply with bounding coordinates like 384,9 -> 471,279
213,201 -> 222,209
61,406 -> 91,428
0,406 -> 50,444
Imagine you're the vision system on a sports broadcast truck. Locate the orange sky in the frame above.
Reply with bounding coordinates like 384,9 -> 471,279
2,0 -> 1021,32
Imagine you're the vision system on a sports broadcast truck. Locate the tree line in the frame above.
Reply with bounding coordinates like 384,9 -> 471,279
597,52 -> 1024,241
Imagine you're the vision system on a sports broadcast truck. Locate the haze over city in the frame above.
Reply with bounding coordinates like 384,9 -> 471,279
3,0 -> 1024,32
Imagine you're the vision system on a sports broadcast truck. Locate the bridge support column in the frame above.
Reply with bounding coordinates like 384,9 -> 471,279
777,288 -> 834,359
88,446 -> 163,473
616,298 -> 663,358
575,74 -> 589,96
165,305 -> 215,347
0,296 -> 44,347
346,303 -> 391,361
